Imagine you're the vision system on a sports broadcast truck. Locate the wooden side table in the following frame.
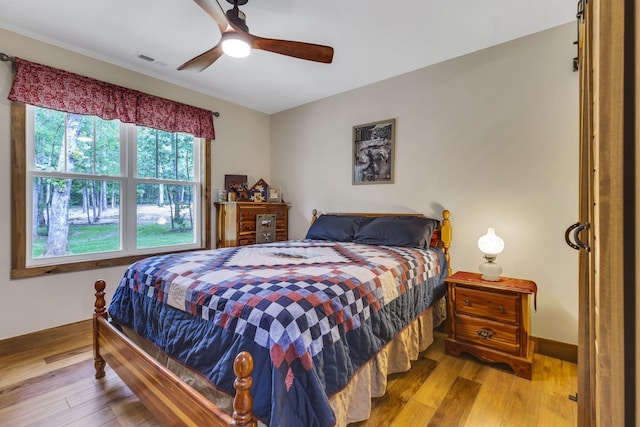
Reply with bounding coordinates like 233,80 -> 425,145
444,271 -> 537,379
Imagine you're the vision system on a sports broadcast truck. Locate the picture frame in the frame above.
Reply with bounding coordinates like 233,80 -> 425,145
249,178 -> 269,202
267,186 -> 282,203
352,118 -> 395,185
225,174 -> 249,200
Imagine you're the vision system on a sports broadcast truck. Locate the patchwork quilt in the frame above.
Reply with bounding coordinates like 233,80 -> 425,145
108,240 -> 448,427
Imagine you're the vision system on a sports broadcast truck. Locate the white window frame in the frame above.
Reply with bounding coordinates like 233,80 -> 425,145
23,105 -> 206,268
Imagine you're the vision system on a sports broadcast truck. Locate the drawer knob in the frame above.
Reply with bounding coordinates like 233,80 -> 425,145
477,328 -> 493,339
464,299 -> 471,306
498,305 -> 505,313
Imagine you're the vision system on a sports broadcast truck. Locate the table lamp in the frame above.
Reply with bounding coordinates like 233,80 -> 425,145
477,227 -> 504,281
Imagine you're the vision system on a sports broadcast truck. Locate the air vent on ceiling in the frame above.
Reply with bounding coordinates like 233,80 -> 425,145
137,53 -> 154,62
134,52 -> 167,67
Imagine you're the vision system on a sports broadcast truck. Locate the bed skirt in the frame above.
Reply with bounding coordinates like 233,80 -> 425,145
118,296 -> 447,426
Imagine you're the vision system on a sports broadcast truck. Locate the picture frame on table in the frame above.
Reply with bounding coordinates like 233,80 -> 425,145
267,187 -> 282,203
352,118 -> 395,185
249,178 -> 269,202
225,174 -> 249,200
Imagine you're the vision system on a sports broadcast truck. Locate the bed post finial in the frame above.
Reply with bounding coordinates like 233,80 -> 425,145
311,209 -> 318,224
441,210 -> 452,276
233,351 -> 257,426
94,280 -> 107,318
94,280 -> 107,379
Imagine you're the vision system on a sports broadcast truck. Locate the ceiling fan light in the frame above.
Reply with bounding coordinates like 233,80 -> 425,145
222,35 -> 251,58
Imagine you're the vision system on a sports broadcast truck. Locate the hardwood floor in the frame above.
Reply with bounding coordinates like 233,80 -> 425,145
0,320 -> 577,426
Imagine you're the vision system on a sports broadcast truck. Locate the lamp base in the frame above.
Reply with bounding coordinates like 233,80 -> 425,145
479,260 -> 502,281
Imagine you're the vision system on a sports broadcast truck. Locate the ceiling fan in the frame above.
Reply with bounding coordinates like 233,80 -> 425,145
178,0 -> 334,71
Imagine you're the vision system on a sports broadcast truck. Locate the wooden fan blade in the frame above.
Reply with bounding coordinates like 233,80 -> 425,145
194,0 -> 231,34
177,43 -> 224,71
250,35 -> 334,64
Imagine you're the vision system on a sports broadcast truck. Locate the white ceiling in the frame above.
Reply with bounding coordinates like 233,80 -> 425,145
0,0 -> 575,115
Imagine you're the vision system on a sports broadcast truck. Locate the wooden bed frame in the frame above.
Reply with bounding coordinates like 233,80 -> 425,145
93,209 -> 452,426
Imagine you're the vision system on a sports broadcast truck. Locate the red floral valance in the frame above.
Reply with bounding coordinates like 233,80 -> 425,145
8,58 -> 215,139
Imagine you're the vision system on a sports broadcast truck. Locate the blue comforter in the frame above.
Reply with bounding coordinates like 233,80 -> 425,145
108,240 -> 447,427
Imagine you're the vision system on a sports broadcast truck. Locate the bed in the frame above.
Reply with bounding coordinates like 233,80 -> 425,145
93,209 -> 452,427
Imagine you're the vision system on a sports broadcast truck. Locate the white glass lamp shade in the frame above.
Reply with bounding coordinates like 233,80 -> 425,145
478,228 -> 504,281
477,228 -> 504,256
221,33 -> 251,58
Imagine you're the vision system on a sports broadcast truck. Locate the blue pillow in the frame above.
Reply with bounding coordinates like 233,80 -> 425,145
353,216 -> 438,248
305,215 -> 370,242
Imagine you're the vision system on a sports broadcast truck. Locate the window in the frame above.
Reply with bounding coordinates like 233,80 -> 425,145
11,104 -> 211,278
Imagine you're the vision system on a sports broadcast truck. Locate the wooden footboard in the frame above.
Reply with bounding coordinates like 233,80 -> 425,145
93,280 -> 257,427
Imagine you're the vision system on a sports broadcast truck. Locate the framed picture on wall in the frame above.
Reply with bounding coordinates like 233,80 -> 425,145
352,118 -> 395,184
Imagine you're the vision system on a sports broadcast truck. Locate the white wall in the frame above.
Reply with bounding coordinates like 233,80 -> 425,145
271,24 -> 579,344
0,29 -> 271,340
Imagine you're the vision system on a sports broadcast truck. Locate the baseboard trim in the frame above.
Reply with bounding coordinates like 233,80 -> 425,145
532,336 -> 577,363
0,319 -> 92,355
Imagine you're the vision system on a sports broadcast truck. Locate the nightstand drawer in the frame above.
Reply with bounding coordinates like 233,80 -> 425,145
455,314 -> 520,355
455,287 -> 519,324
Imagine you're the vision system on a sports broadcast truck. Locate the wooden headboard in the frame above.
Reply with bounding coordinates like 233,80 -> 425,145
310,209 -> 452,276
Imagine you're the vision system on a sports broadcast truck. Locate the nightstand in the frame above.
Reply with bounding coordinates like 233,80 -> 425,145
444,271 -> 537,379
